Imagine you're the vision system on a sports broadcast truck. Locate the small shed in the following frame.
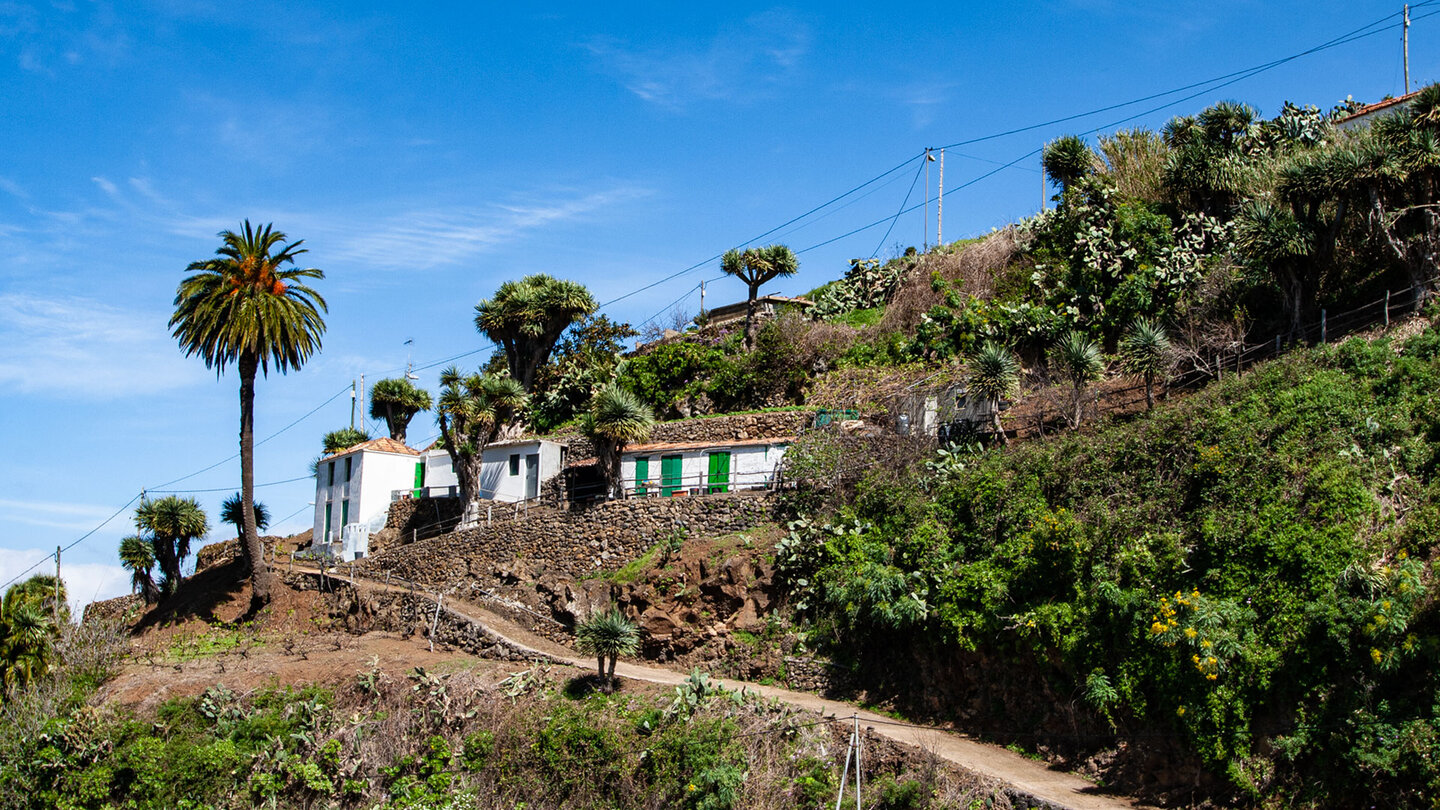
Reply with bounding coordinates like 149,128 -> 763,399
416,439 -> 566,503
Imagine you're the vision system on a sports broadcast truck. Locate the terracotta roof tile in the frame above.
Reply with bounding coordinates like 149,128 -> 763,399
322,437 -> 420,460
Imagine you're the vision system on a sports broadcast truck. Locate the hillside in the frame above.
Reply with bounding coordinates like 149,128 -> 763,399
774,320 -> 1440,806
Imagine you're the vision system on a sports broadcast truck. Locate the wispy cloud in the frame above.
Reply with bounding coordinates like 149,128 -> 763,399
0,292 -> 198,397
0,547 -> 131,615
584,9 -> 811,107
0,498 -> 123,532
326,186 -> 654,270
0,0 -> 131,74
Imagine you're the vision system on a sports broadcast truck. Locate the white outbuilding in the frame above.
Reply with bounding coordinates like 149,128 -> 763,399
616,437 -> 791,497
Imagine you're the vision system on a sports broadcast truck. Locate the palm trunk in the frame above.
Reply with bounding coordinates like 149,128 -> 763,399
239,350 -> 275,608
596,655 -> 606,680
607,653 -> 617,680
456,453 -> 484,529
744,283 -> 760,351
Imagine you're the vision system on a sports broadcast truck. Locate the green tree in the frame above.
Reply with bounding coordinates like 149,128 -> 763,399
169,221 -> 326,607
118,535 -> 160,604
1042,134 -> 1099,195
474,275 -> 597,392
436,368 -> 526,528
1118,317 -> 1174,409
134,496 -> 209,598
321,427 -> 370,455
0,576 -> 64,694
221,493 -> 270,541
1050,331 -> 1105,430
579,384 -> 655,499
574,607 -> 640,687
965,341 -> 1020,445
369,377 -> 432,445
720,244 -> 799,350
529,315 -> 638,432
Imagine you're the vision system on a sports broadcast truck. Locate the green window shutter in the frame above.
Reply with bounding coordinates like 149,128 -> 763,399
324,502 -> 332,540
707,452 -> 731,494
414,462 -> 425,497
634,456 -> 650,495
341,499 -> 349,526
661,455 -> 683,497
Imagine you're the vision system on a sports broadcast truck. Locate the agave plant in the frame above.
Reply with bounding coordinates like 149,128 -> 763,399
575,607 -> 640,687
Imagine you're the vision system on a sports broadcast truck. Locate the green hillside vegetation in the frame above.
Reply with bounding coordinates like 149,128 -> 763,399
778,325 -> 1440,805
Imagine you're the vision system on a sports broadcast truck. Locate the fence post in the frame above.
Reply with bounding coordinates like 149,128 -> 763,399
1321,309 -> 1327,343
1386,289 -> 1392,327
1215,354 -> 1222,381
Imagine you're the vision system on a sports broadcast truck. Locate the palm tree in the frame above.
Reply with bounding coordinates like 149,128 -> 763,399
966,341 -> 1020,445
369,377 -> 432,444
1234,199 -> 1313,338
580,384 -> 655,499
322,427 -> 370,455
119,535 -> 160,604
134,496 -> 209,598
0,576 -> 64,693
436,368 -> 527,528
1119,318 -> 1174,410
221,493 -> 270,540
474,275 -> 597,392
1050,331 -> 1106,430
575,607 -> 640,688
720,244 -> 799,350
169,221 -> 326,607
1042,135 -> 1099,195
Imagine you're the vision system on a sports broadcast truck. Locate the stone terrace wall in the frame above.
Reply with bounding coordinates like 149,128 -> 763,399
353,490 -> 778,589
83,593 -> 143,625
552,409 -> 814,460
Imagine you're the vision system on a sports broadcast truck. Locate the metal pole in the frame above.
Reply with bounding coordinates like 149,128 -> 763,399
1386,289 -> 1392,327
429,594 -> 443,652
924,148 -> 931,250
1321,309 -> 1327,343
54,546 -> 61,623
834,722 -> 854,810
854,714 -> 863,810
937,148 -> 944,246
1405,4 -> 1412,94
350,379 -> 356,430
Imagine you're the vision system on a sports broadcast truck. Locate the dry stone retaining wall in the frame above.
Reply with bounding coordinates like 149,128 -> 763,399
354,490 -> 778,589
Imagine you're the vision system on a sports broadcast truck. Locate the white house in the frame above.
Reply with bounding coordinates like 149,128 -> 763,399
313,437 -> 570,561
418,439 -> 567,503
617,437 -> 791,497
312,437 -> 422,560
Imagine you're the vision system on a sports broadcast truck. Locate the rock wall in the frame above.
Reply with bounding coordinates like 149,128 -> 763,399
550,409 -> 814,460
354,491 -> 778,587
372,496 -> 467,552
195,534 -> 304,571
783,655 -> 855,696
82,593 -> 143,625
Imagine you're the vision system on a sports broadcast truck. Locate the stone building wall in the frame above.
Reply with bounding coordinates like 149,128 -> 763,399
353,490 -> 778,588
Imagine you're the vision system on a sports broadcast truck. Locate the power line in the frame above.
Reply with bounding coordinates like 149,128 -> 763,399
0,491 -> 142,593
148,474 -> 314,495
871,157 -> 928,259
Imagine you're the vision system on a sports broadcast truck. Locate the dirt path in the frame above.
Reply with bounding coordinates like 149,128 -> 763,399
312,567 -> 1137,810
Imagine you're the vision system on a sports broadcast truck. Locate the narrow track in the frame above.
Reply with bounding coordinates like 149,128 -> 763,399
307,566 -> 1138,810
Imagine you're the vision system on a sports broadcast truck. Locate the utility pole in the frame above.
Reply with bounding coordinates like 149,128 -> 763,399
937,148 -> 945,247
350,379 -> 357,429
699,279 -> 706,322
1405,4 -> 1412,94
924,148 -> 933,250
359,374 -> 365,432
1041,156 -> 1047,212
54,546 -> 61,624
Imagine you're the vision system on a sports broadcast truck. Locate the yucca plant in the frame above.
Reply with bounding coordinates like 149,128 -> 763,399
119,535 -> 160,604
966,341 -> 1019,445
1119,318 -> 1174,410
436,369 -> 526,528
575,607 -> 640,688
1050,331 -> 1106,430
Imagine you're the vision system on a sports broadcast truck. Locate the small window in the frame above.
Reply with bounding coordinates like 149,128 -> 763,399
509,454 -> 520,476
344,456 -> 353,483
327,461 -> 335,487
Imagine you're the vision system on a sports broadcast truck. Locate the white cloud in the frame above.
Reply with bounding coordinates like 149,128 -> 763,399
0,548 -> 130,618
326,186 -> 653,270
0,292 -> 199,397
0,498 -> 123,532
584,10 -> 810,107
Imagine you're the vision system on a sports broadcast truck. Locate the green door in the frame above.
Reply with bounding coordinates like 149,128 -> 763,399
660,455 -> 683,497
707,452 -> 731,494
413,461 -> 425,498
633,456 -> 650,495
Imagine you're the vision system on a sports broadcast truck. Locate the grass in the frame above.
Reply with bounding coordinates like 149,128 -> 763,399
606,544 -> 662,585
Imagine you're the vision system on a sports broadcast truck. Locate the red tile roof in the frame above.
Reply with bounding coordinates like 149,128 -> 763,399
322,437 -> 419,460
1338,89 -> 1422,124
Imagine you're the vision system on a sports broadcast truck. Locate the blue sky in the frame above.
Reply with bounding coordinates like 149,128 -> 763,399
0,0 -> 1431,611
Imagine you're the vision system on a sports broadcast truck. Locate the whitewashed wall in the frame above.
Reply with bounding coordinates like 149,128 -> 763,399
311,449 -> 420,550
418,441 -> 564,503
619,443 -> 787,495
